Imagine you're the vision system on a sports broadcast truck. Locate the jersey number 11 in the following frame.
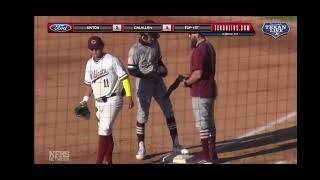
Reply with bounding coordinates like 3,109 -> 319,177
104,79 -> 109,87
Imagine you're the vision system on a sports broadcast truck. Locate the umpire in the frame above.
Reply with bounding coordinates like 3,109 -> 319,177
183,32 -> 218,164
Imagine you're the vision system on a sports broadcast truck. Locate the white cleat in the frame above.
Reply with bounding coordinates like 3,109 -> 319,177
135,149 -> 146,160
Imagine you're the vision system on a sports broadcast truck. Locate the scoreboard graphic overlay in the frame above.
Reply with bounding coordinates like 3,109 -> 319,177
48,23 -> 255,36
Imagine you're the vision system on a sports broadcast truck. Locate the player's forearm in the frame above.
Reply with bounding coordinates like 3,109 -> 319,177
128,68 -> 145,78
122,78 -> 132,96
185,70 -> 203,86
82,85 -> 93,102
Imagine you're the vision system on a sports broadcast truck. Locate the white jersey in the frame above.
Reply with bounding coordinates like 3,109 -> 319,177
84,53 -> 128,99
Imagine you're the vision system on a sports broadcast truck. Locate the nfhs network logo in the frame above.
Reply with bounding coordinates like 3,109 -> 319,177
262,23 -> 290,39
48,24 -> 72,32
49,150 -> 70,162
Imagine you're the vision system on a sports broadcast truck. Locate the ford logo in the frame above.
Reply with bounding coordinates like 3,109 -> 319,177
49,24 -> 72,32
262,22 -> 290,39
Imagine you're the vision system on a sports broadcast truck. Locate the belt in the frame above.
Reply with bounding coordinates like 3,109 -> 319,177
96,93 -> 117,103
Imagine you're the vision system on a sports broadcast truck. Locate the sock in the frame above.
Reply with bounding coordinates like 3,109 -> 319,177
96,135 -> 108,164
209,127 -> 218,160
209,135 -> 218,160
201,138 -> 210,159
173,136 -> 180,146
209,126 -> 218,160
166,116 -> 178,145
136,122 -> 145,147
200,129 -> 210,159
105,134 -> 114,164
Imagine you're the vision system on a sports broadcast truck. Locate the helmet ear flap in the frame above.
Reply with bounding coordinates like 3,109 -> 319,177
140,33 -> 148,40
142,34 -> 148,40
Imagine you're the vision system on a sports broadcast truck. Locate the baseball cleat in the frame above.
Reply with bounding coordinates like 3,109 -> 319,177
135,149 -> 146,160
196,159 -> 213,164
189,154 -> 213,164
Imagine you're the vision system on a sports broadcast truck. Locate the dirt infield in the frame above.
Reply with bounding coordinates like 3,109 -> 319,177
35,16 -> 297,164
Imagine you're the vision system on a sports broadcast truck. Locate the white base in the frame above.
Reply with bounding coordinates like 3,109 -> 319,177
172,154 -> 194,164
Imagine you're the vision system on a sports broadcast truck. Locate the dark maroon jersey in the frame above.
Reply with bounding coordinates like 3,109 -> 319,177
190,40 -> 217,98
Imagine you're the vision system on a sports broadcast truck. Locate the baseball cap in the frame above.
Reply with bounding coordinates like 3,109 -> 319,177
88,36 -> 104,50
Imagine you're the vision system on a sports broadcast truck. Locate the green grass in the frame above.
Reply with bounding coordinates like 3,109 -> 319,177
263,16 -> 297,22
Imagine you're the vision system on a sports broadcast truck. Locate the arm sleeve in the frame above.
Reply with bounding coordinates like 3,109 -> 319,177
112,56 -> 128,81
122,78 -> 132,96
127,46 -> 145,78
84,61 -> 92,85
158,57 -> 165,66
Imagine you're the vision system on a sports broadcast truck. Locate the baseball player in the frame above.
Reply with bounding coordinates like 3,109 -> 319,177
127,20 -> 187,160
182,32 -> 218,164
79,36 -> 134,164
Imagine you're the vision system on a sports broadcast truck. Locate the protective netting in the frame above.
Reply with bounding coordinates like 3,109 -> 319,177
35,16 -> 297,164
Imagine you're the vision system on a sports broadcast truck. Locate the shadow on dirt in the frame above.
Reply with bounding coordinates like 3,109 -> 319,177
148,126 -> 297,164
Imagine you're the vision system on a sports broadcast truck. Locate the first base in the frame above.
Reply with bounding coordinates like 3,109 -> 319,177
172,154 -> 194,164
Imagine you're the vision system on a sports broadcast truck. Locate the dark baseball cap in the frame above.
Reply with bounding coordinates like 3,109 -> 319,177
88,36 -> 104,50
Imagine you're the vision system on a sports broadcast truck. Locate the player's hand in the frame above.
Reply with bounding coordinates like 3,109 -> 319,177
80,101 -> 88,106
182,78 -> 192,88
127,96 -> 134,109
184,74 -> 190,80
180,74 -> 190,88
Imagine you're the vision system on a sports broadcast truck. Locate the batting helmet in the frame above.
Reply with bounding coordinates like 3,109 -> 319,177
141,20 -> 160,40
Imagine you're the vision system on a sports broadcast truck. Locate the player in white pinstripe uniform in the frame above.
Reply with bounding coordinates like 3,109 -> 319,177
80,36 -> 134,164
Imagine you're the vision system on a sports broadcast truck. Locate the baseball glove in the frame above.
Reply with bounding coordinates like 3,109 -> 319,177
74,102 -> 90,120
